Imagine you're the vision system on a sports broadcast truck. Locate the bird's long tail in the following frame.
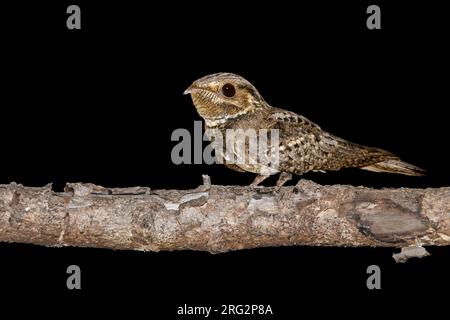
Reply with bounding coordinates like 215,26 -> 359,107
361,159 -> 425,176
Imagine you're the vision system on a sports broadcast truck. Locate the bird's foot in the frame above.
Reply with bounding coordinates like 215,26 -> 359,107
250,175 -> 269,189
274,172 -> 293,192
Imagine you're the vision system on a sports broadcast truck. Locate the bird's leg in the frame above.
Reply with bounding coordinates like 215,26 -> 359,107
250,175 -> 269,187
275,172 -> 293,191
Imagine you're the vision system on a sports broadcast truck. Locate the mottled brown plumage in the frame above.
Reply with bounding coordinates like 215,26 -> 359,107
184,73 -> 424,188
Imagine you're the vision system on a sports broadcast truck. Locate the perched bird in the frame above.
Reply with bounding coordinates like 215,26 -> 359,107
184,73 -> 424,188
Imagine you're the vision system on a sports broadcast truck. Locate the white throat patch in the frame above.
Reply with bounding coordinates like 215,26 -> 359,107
204,108 -> 254,128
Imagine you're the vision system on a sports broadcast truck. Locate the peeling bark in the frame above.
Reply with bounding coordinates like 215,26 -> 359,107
1,176 -> 449,259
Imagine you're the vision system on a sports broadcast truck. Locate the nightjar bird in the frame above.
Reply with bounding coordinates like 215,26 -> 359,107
184,73 -> 424,188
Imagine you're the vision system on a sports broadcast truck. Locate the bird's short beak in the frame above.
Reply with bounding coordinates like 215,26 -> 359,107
184,82 -> 213,95
184,83 -> 205,95
183,86 -> 193,95
184,83 -> 200,95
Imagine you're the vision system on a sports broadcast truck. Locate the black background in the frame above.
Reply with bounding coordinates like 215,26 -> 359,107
1,1 -> 449,318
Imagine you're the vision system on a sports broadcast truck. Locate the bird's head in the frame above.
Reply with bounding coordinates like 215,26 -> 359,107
184,73 -> 267,125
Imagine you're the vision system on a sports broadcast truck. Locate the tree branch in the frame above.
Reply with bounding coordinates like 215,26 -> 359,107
1,176 -> 449,261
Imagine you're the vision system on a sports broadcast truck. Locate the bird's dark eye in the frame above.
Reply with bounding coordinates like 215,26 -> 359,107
222,83 -> 236,97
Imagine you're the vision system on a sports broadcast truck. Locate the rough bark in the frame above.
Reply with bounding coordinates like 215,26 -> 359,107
1,176 -> 449,261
